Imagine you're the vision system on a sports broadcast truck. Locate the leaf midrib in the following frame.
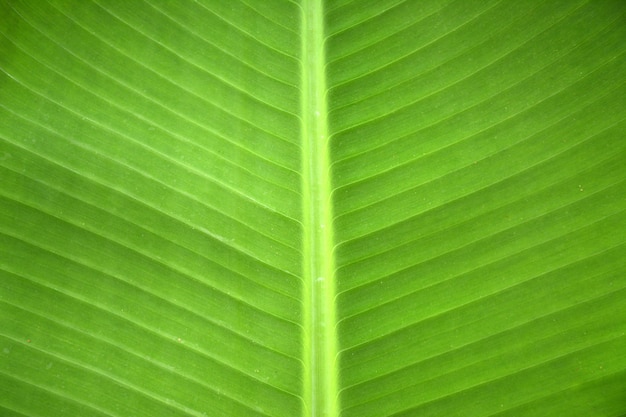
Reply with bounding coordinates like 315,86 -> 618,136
301,1 -> 338,416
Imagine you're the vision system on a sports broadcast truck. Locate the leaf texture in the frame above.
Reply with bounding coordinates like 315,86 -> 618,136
327,1 -> 626,416
1,1 -> 303,416
0,1 -> 625,417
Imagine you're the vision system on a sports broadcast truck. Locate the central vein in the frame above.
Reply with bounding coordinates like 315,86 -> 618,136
301,1 -> 338,416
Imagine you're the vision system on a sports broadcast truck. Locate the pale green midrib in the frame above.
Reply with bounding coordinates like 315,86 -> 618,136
301,1 -> 338,417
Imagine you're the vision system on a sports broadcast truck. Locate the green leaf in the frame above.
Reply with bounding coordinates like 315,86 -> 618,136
1,1 -> 625,416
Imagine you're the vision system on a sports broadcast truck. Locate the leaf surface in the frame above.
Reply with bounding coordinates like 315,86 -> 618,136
1,1 -> 625,416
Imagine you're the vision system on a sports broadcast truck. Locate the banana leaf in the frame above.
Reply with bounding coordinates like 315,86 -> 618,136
1,1 -> 625,416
